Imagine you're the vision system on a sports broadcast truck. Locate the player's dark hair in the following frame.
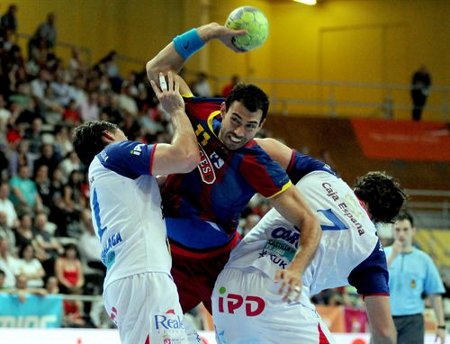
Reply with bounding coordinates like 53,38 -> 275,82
353,171 -> 406,223
225,83 -> 269,124
73,121 -> 118,166
394,211 -> 414,227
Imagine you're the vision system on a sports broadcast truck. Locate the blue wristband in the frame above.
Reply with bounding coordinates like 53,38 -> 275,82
173,28 -> 205,60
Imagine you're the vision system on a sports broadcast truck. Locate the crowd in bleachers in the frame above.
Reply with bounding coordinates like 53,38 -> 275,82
0,4 -> 176,327
0,4 -> 448,331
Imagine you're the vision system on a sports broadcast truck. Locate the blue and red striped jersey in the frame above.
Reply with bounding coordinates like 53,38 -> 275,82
162,97 -> 291,250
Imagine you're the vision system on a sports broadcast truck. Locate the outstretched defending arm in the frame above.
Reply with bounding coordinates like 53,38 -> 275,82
365,296 -> 397,344
271,184 -> 321,301
149,72 -> 200,175
256,137 -> 321,301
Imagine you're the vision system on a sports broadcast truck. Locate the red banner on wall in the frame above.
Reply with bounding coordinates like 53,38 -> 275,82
351,119 -> 450,161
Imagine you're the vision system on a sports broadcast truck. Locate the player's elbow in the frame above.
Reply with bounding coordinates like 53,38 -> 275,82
146,60 -> 158,82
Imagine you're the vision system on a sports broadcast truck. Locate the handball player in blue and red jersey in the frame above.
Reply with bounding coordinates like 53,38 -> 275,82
146,22 -> 321,313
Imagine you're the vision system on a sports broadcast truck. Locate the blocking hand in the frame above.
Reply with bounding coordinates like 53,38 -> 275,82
150,71 -> 185,115
274,267 -> 303,303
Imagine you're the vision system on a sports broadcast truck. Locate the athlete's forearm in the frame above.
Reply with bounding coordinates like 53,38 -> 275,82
289,214 -> 321,274
169,109 -> 200,170
146,23 -> 217,83
146,43 -> 184,83
272,187 -> 321,274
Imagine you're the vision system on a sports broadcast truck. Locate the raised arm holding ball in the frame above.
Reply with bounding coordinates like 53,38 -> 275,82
146,15 -> 321,319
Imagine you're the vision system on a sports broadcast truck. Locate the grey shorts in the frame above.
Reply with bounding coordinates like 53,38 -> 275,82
393,313 -> 424,344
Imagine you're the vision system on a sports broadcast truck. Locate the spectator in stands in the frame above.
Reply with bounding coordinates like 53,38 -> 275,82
45,275 -> 59,294
99,93 -> 123,125
192,72 -> 212,97
30,68 -> 51,101
25,117 -> 44,155
121,111 -> 141,141
79,91 -> 99,122
58,170 -> 85,237
55,243 -> 84,294
0,210 -> 16,254
54,125 -> 74,157
33,211 -> 63,275
1,27 -> 15,53
34,164 -> 51,209
17,243 -> 45,288
385,212 -> 446,344
7,139 -> 34,176
77,208 -> 103,273
68,47 -> 86,78
71,75 -> 88,107
50,69 -> 71,107
55,243 -> 86,327
11,273 -> 47,303
118,82 -> 138,117
40,84 -> 64,118
62,99 -> 81,125
0,146 -> 9,180
48,167 -> 68,235
59,150 -> 80,181
9,164 -> 43,214
9,64 -> 29,97
0,268 -> 7,290
0,237 -> 20,288
240,213 -> 261,237
34,143 -> 61,177
221,74 -> 240,98
28,12 -> 57,59
14,213 -> 38,252
410,65 -> 431,121
0,4 -> 18,36
0,94 -> 12,139
0,182 -> 18,228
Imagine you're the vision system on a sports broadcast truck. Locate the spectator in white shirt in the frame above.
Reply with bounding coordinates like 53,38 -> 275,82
0,182 -> 18,228
80,92 -> 99,122
77,208 -> 103,272
0,237 -> 20,288
17,243 -> 45,288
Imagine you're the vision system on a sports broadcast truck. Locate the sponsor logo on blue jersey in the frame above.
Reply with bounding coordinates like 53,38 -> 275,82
101,232 -> 123,268
130,143 -> 145,156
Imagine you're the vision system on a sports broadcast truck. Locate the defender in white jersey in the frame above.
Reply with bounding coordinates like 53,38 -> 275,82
73,73 -> 201,344
212,140 -> 406,344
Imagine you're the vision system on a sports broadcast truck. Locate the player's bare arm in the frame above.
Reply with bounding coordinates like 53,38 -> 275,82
256,137 -> 321,301
364,296 -> 397,344
146,23 -> 246,95
270,186 -> 321,301
150,71 -> 200,175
